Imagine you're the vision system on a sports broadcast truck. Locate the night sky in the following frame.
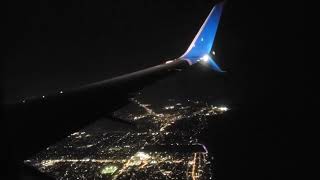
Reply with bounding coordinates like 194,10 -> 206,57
3,0 -> 305,179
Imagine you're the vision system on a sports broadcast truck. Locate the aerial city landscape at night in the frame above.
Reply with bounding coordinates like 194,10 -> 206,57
25,98 -> 229,179
3,0 -> 303,179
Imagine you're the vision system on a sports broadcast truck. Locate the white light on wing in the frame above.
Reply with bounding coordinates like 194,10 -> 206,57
165,60 -> 173,64
201,54 -> 210,62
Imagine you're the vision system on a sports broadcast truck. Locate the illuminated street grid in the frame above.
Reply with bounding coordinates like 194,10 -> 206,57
25,98 -> 228,179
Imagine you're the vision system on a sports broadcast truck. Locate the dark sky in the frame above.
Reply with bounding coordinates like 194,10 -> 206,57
4,0 -> 226,103
3,0 -> 305,104
3,0 -> 306,179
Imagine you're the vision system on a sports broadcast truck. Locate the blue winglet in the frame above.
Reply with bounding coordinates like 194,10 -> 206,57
181,2 -> 224,72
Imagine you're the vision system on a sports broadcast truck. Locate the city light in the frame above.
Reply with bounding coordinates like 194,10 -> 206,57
25,98 -> 228,179
135,151 -> 150,161
164,106 -> 175,110
100,165 -> 118,175
218,106 -> 228,112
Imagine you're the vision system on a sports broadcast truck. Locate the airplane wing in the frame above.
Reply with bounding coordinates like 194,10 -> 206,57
4,1 -> 224,172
